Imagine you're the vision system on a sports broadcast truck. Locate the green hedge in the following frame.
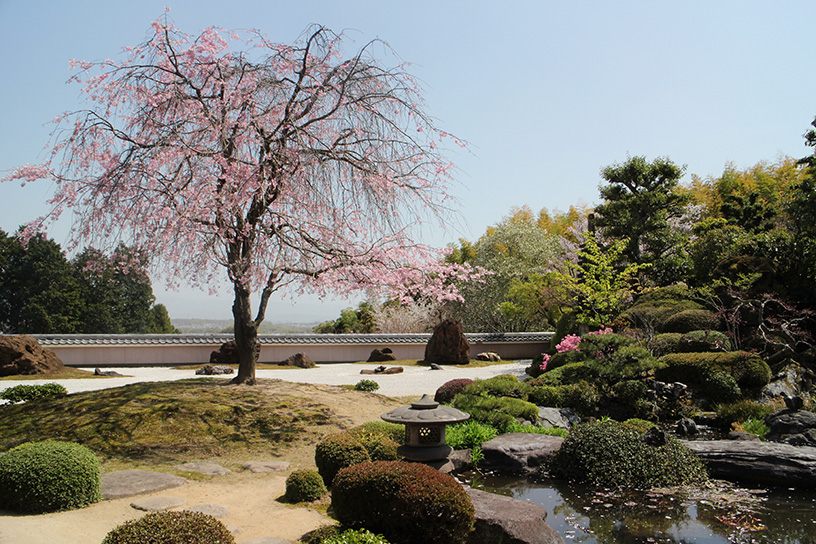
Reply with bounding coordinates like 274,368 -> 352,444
657,351 -> 771,390
331,461 -> 474,544
528,382 -> 599,416
462,375 -> 529,400
452,393 -> 539,431
550,419 -> 707,488
0,440 -> 101,513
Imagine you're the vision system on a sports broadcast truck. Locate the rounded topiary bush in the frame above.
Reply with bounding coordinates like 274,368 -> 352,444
0,440 -> 101,513
285,469 -> 327,502
550,419 -> 707,488
347,422 -> 401,461
101,511 -> 235,544
651,333 -> 683,356
661,309 -> 722,333
331,461 -> 475,544
354,379 -> 380,392
657,351 -> 771,391
677,330 -> 731,352
433,378 -> 475,404
315,432 -> 371,486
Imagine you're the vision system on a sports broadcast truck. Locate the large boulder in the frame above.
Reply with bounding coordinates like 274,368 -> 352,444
466,488 -> 565,544
424,319 -> 470,365
367,348 -> 396,362
282,352 -> 316,369
0,335 -> 64,376
480,433 -> 564,473
765,409 -> 816,447
682,440 -> 816,487
209,339 -> 260,365
538,407 -> 579,429
760,363 -> 815,400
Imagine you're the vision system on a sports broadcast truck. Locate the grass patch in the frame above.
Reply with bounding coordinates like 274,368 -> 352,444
0,379 -> 335,465
0,367 -> 100,381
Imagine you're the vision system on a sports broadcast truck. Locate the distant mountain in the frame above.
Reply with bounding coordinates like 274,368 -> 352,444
172,318 -> 317,334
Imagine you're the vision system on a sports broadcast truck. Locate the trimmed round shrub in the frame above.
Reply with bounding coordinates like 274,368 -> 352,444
462,375 -> 529,400
101,511 -> 234,544
285,468 -> 327,502
0,383 -> 68,403
324,528 -> 393,544
661,309 -> 722,333
651,333 -> 682,356
331,461 -> 475,544
315,432 -> 371,486
434,378 -> 475,404
657,351 -> 771,390
354,379 -> 380,392
0,440 -> 101,513
677,330 -> 731,352
550,419 -> 707,488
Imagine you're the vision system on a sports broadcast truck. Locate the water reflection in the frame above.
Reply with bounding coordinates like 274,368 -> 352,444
463,473 -> 816,544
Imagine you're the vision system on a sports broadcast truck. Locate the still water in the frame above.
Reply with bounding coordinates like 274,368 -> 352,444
465,473 -> 816,544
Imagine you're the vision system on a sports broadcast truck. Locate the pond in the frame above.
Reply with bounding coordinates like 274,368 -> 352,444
463,472 -> 816,544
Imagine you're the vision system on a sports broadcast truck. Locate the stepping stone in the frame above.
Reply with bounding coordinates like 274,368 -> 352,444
131,495 -> 186,511
186,504 -> 229,518
242,461 -> 290,473
174,461 -> 232,475
101,469 -> 188,500
241,538 -> 291,544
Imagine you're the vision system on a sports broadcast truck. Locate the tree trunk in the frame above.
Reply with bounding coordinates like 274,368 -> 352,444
231,283 -> 258,385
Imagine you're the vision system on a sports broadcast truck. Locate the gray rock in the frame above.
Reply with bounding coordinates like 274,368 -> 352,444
429,363 -> 443,370
130,495 -> 186,511
242,461 -> 290,473
761,363 -> 814,400
481,433 -> 564,473
727,431 -> 761,441
466,488 -> 565,544
174,461 -> 232,476
676,417 -> 698,437
766,409 -> 816,446
537,407 -> 579,429
682,439 -> 816,487
475,351 -> 501,362
186,504 -> 229,518
196,364 -> 234,375
94,367 -> 125,377
102,469 -> 187,500
447,449 -> 473,474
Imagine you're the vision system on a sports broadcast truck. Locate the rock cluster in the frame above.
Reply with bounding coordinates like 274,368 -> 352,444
195,365 -> 234,375
0,335 -> 64,376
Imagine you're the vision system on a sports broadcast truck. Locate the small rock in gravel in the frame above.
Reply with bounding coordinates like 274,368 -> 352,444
242,461 -> 291,473
185,504 -> 229,518
174,461 -> 232,475
130,495 -> 186,511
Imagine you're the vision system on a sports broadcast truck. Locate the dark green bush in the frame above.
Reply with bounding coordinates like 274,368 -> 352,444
528,382 -> 599,416
657,351 -> 771,390
433,378 -> 475,404
661,309 -> 722,333
285,469 -> 327,502
0,440 -> 101,513
331,461 -> 475,544
462,375 -> 529,400
550,419 -> 707,488
452,393 -> 539,430
0,383 -> 68,403
714,400 -> 775,427
101,511 -> 235,544
620,418 -> 657,433
354,379 -> 380,392
545,349 -> 584,371
314,433 -> 371,486
527,361 -> 597,387
324,529 -> 393,544
347,422 -> 401,461
651,333 -> 683,356
677,330 -> 731,352
702,371 -> 742,402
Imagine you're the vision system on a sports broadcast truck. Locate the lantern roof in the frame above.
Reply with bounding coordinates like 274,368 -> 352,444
381,394 -> 470,424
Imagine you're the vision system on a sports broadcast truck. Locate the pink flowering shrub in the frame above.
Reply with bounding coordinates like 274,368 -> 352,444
525,353 -> 550,378
587,326 -> 614,337
556,334 -> 582,353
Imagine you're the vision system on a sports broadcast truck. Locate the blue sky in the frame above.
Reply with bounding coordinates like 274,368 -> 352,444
1,1 -> 814,322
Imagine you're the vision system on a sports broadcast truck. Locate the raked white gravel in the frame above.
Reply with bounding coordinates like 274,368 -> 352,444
1,361 -> 531,398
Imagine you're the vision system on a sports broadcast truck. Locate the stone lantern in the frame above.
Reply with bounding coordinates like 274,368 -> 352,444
381,394 -> 469,469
